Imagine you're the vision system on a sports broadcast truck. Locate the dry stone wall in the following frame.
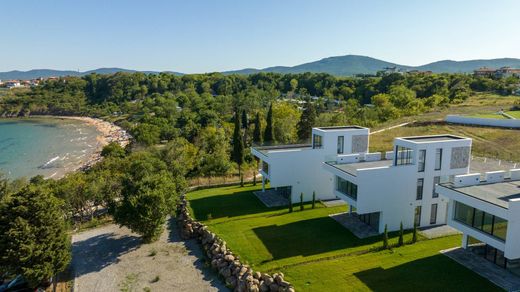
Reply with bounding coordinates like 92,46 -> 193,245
177,195 -> 295,292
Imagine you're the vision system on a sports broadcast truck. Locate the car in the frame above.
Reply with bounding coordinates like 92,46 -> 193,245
0,275 -> 47,292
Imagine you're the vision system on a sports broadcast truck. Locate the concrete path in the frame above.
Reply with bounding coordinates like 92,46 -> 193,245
441,247 -> 520,292
71,219 -> 227,292
370,121 -> 413,134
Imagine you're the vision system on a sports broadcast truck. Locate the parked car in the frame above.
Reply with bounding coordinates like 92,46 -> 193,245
0,275 -> 47,292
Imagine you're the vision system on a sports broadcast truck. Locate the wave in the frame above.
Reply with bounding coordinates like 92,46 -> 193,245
39,156 -> 60,169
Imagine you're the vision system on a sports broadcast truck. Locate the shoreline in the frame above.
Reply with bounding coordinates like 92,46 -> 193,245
1,115 -> 131,179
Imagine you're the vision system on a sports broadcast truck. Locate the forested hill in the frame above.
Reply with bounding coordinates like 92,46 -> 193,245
2,56 -> 520,79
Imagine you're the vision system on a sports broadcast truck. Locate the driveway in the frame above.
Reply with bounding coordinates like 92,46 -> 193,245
71,219 -> 227,291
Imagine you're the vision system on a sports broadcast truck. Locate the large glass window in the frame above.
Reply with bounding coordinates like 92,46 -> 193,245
313,134 -> 323,149
262,161 -> 269,174
414,206 -> 422,226
418,149 -> 426,172
336,176 -> 358,200
435,148 -> 443,170
395,145 -> 413,166
432,176 -> 440,198
430,203 -> 438,224
337,136 -> 344,154
454,201 -> 508,241
416,178 -> 424,200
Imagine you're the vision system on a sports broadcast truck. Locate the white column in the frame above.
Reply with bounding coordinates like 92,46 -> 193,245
461,234 -> 468,249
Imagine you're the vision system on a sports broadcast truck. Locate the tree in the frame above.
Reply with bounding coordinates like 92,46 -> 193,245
296,99 -> 317,141
300,192 -> 304,211
252,112 -> 262,144
232,110 -> 245,187
241,110 -> 248,129
288,197 -> 293,213
412,224 -> 418,243
0,185 -> 71,288
398,222 -> 404,246
101,142 -> 126,158
273,102 -> 300,144
383,224 -> 389,249
312,191 -> 316,209
263,104 -> 274,143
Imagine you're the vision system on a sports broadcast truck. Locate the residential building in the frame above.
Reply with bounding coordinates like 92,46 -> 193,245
473,66 -> 520,78
436,170 -> 520,276
251,126 -> 370,202
324,134 -> 472,232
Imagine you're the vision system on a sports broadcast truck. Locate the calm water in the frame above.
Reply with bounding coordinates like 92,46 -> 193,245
0,118 -> 101,179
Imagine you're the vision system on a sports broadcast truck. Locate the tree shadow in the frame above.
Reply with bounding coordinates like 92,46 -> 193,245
252,217 -> 382,260
72,231 -> 141,277
353,254 -> 499,291
189,189 -> 282,220
167,217 -> 229,291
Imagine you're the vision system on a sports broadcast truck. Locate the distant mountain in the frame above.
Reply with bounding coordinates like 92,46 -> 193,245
0,68 -> 183,80
2,56 -> 520,79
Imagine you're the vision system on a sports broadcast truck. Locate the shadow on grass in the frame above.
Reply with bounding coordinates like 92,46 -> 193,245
353,254 -> 500,292
190,189 -> 284,220
72,232 -> 141,277
252,217 -> 382,260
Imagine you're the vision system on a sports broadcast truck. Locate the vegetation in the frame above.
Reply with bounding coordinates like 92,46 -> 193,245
398,222 -> 404,247
382,225 -> 389,249
186,184 -> 500,291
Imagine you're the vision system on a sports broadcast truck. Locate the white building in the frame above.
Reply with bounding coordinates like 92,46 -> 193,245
436,170 -> 520,276
323,134 -> 473,232
251,126 -> 370,202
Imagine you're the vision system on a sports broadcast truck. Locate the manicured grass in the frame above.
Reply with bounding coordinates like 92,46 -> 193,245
468,113 -> 507,119
505,111 -> 520,119
187,184 -> 501,291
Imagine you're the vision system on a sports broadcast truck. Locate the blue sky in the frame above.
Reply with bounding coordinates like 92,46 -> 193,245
1,0 -> 519,73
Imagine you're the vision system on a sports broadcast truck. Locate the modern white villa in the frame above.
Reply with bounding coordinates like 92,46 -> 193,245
436,171 -> 520,276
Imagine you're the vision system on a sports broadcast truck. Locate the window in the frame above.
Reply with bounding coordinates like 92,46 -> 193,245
336,176 -> 358,200
432,176 -> 440,198
313,134 -> 323,149
261,161 -> 269,174
418,149 -> 426,172
395,145 -> 413,165
414,206 -> 422,226
416,178 -> 424,200
337,136 -> 344,154
453,201 -> 508,241
430,204 -> 438,224
435,148 -> 442,170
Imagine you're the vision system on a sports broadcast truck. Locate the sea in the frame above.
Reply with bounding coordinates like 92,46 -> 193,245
0,118 -> 101,179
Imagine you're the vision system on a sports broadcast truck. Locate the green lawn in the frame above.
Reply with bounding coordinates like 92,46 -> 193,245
187,184 -> 501,291
468,113 -> 507,119
505,111 -> 520,119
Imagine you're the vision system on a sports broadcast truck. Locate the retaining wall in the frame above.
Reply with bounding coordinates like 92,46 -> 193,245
445,115 -> 520,128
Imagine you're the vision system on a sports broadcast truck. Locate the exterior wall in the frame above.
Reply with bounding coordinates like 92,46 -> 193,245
446,115 -> 520,129
506,200 -> 520,259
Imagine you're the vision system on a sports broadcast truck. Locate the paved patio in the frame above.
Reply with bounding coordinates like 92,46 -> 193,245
441,247 -> 520,292
419,225 -> 461,239
253,189 -> 289,207
329,212 -> 379,239
321,199 -> 347,207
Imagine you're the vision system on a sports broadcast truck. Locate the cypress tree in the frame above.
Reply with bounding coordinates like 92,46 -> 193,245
312,191 -> 316,209
296,99 -> 317,141
0,185 -> 71,288
263,104 -> 274,143
232,110 -> 245,186
383,224 -> 389,249
412,223 -> 418,243
241,110 -> 248,129
289,197 -> 293,213
300,192 -> 304,211
253,112 -> 262,144
398,222 -> 404,246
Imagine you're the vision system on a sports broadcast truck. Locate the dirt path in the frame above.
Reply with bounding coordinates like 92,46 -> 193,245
71,219 -> 227,292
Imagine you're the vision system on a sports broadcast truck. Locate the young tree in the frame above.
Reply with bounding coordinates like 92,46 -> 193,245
288,197 -> 293,213
241,110 -> 248,129
311,191 -> 316,209
232,111 -> 245,187
252,112 -> 262,144
398,222 -> 404,246
0,185 -> 71,288
412,223 -> 418,243
297,99 -> 317,141
263,104 -> 274,143
383,224 -> 389,249
300,192 -> 304,211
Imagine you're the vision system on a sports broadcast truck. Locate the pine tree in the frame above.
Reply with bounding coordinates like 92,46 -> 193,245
383,224 -> 389,249
253,112 -> 262,144
0,185 -> 71,288
300,192 -> 304,211
312,191 -> 316,209
398,222 -> 404,246
232,110 -> 245,186
412,223 -> 418,243
296,99 -> 317,141
263,104 -> 274,143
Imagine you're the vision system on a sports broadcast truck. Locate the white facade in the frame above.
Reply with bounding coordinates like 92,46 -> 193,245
251,126 -> 369,202
437,171 -> 520,263
324,135 -> 473,233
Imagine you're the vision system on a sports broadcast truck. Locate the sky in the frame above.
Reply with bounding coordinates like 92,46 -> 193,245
1,0 -> 519,73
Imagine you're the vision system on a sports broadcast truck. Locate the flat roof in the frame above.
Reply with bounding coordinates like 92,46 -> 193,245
316,126 -> 365,131
253,144 -> 312,155
328,159 -> 393,176
401,135 -> 465,143
441,180 -> 520,209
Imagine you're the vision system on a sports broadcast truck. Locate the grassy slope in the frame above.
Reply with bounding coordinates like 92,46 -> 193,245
187,184 -> 500,291
505,111 -> 520,119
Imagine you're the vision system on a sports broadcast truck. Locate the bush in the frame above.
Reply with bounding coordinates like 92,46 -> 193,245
412,224 -> 418,243
398,222 -> 404,246
383,224 -> 389,249
312,191 -> 316,209
300,192 -> 304,211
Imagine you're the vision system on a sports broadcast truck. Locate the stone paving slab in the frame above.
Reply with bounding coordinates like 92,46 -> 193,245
329,212 -> 379,239
253,190 -> 289,207
441,247 -> 520,292
321,199 -> 347,207
419,225 -> 461,239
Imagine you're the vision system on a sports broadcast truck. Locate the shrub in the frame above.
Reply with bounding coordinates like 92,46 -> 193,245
412,224 -> 418,243
383,224 -> 389,249
312,191 -> 316,209
288,198 -> 293,213
398,222 -> 404,246
300,192 -> 304,211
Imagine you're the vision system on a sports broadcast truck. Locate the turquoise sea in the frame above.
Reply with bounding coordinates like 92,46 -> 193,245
0,118 -> 101,179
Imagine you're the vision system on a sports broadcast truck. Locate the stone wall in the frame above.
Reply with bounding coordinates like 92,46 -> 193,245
177,196 -> 295,292
450,146 -> 470,169
351,135 -> 369,153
